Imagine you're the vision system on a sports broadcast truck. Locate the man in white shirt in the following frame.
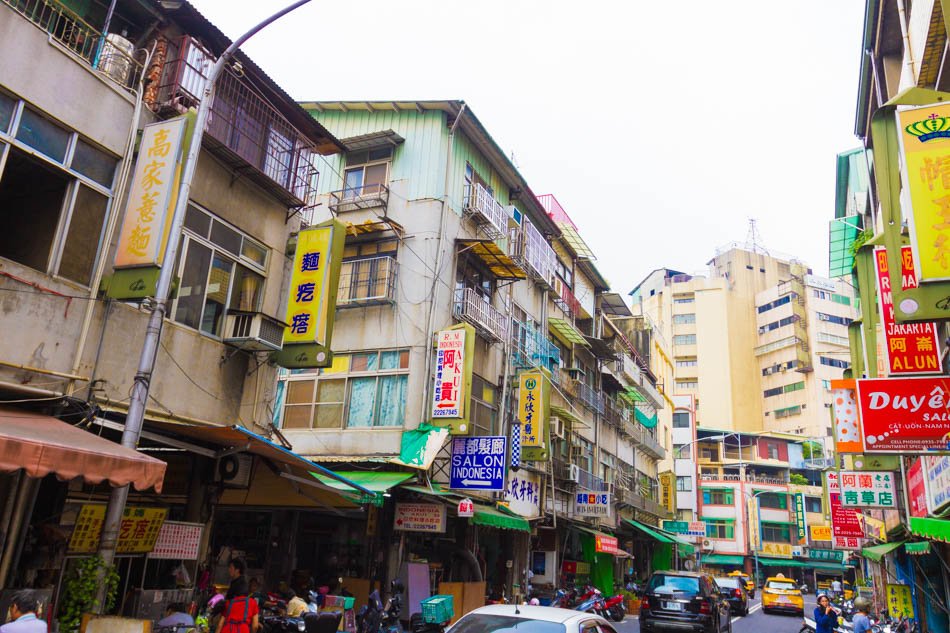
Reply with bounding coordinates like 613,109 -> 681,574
0,592 -> 46,633
831,579 -> 843,598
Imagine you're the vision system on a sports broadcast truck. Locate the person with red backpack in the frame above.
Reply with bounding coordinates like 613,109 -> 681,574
216,568 -> 259,633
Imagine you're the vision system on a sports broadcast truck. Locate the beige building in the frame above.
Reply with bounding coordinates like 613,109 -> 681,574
631,246 -> 855,438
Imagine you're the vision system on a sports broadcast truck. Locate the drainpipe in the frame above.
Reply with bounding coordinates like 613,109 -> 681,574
422,104 -> 466,414
498,285 -> 514,442
895,0 -> 917,84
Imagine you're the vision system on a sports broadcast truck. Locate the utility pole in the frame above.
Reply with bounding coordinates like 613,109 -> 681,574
95,0 -> 313,598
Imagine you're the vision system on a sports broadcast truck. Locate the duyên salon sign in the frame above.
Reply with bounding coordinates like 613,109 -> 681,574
855,377 -> 950,452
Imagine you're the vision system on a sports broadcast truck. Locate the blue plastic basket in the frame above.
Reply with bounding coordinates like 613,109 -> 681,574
421,595 -> 454,624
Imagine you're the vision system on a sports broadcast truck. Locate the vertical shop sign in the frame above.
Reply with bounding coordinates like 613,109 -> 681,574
897,102 -> 950,281
285,221 -> 344,346
794,493 -> 808,545
925,454 -> 950,514
839,471 -> 897,508
908,458 -> 929,518
831,380 -> 864,454
827,471 -> 864,540
873,247 -> 941,374
114,117 -> 187,268
659,472 -> 675,513
518,371 -> 547,447
432,329 -> 466,418
885,584 -> 914,619
505,470 -> 541,518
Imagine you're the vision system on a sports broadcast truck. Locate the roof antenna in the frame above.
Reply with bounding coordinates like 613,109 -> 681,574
744,218 -> 768,255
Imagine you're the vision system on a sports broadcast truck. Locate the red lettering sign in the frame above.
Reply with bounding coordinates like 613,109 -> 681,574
856,376 -> 950,452
908,458 -> 929,518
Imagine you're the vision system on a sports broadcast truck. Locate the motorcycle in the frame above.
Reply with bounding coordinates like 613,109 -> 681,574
358,581 -> 404,633
799,615 -> 852,633
552,587 -> 578,608
602,590 -> 626,622
574,586 -> 608,618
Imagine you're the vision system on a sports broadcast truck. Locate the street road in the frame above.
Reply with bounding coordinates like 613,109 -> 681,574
616,595 -> 818,633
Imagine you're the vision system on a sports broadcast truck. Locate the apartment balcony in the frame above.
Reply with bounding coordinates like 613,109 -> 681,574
573,380 -> 605,415
603,398 -> 629,430
700,473 -> 742,482
510,318 -> 560,369
454,287 -> 508,343
616,487 -> 671,518
553,282 -> 584,320
337,256 -> 397,308
509,219 -> 557,287
3,0 -> 144,91
155,36 -> 319,208
463,183 -> 508,239
328,183 -> 390,214
625,422 -> 665,460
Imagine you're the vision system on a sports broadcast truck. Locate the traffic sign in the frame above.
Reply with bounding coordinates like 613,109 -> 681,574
450,436 -> 506,491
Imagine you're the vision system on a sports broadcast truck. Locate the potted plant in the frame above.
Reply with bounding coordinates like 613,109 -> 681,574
58,555 -> 119,633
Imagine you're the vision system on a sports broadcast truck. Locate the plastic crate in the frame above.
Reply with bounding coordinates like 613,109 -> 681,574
420,595 -> 454,624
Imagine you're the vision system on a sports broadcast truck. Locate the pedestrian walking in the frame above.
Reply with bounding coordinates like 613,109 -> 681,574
216,584 -> 259,633
814,595 -> 839,633
226,557 -> 249,600
0,591 -> 46,633
852,600 -> 871,633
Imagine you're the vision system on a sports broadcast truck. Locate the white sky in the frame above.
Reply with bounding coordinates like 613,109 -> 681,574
191,0 -> 866,291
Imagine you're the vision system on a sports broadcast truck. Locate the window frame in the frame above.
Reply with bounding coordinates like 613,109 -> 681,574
676,476 -> 692,491
343,147 -> 393,198
704,519 -> 735,539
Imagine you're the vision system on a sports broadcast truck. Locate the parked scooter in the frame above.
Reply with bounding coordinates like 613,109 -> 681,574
358,580 -> 404,633
602,588 -> 626,622
574,586 -> 608,618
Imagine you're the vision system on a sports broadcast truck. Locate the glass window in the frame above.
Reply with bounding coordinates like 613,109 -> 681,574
0,93 -> 14,134
315,378 -> 345,428
672,411 -> 690,428
210,220 -> 242,256
676,476 -> 691,491
16,108 -> 70,162
59,185 -> 108,285
702,489 -> 733,505
451,615 -> 565,633
347,376 -> 378,427
241,239 -> 267,267
71,139 -> 117,187
184,205 -> 211,237
174,240 -> 213,330
674,444 -> 691,458
805,496 -> 822,513
229,265 -> 264,312
200,254 -> 232,335
673,334 -> 696,345
759,493 -> 787,509
705,519 -> 735,539
672,314 -> 696,324
282,380 -> 316,429
762,523 -> 791,542
646,574 -> 700,597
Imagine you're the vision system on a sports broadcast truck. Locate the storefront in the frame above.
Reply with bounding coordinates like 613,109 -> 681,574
699,554 -> 745,574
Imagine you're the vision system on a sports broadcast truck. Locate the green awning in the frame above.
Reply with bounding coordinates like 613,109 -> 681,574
634,406 -> 658,429
861,541 -> 904,562
401,483 -> 459,497
905,541 -> 931,555
471,504 -> 530,531
312,471 -> 414,505
625,518 -> 674,543
910,517 -> 950,543
810,561 -> 845,571
551,405 -> 583,426
701,554 -> 745,566
654,528 -> 696,554
549,317 -> 590,346
758,557 -> 806,567
622,387 -> 646,403
391,423 -> 449,470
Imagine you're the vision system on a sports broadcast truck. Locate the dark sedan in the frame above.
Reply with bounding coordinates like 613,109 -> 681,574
713,577 -> 748,616
639,571 -> 732,633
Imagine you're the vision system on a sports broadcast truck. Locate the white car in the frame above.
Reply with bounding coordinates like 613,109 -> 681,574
448,605 -> 621,633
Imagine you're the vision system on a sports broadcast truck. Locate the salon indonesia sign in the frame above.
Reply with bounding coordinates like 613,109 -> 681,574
856,377 -> 950,452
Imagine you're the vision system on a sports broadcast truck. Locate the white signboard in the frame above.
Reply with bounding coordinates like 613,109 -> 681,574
394,503 -> 447,533
458,498 -> 474,517
574,491 -> 612,518
505,470 -> 542,518
839,471 -> 897,508
686,521 -> 707,537
926,455 -> 950,514
432,329 -> 466,418
805,274 -> 838,293
148,521 -> 203,560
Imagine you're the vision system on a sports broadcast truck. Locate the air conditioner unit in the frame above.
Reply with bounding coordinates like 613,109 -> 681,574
701,539 -> 713,551
568,464 -> 581,483
551,417 -> 566,439
223,311 -> 286,352
215,454 -> 254,488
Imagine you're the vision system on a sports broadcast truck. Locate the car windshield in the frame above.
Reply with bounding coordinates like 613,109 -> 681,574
714,578 -> 739,589
766,580 -> 798,591
648,574 -> 700,597
451,614 -> 567,633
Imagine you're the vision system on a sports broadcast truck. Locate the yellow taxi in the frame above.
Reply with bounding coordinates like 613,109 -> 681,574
727,570 -> 755,598
761,574 -> 804,616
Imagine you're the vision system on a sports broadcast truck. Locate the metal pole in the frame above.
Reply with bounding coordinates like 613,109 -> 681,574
92,0 -> 118,69
96,0 -> 313,584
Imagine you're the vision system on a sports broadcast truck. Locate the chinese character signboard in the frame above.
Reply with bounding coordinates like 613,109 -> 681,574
115,117 -> 188,268
433,329 -> 467,418
504,470 -> 541,518
686,521 -> 707,537
148,521 -> 203,560
926,454 -> 950,514
573,491 -> 612,518
594,534 -> 619,555
808,549 -> 844,562
834,536 -> 862,549
394,503 -> 446,533
518,370 -> 550,458
662,521 -> 688,534
810,525 -> 833,542
457,498 -> 474,518
856,376 -> 950,452
760,543 -> 792,558
794,493 -> 808,545
886,584 -> 914,619
839,471 -> 897,508
827,472 -> 864,539
659,472 -> 676,514
897,102 -> 950,282
873,247 -> 942,374
450,436 -> 506,491
908,458 -> 929,517
69,505 -> 167,554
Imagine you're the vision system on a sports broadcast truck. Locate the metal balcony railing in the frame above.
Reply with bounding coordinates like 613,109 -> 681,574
155,36 -> 319,207
3,0 -> 143,90
509,219 -> 556,287
603,398 -> 630,429
576,466 -> 607,492
454,287 -> 508,343
463,183 -> 507,239
554,281 -> 583,320
510,318 -> 560,370
628,424 -> 665,460
337,256 -> 397,308
573,381 -> 605,415
328,183 -> 389,214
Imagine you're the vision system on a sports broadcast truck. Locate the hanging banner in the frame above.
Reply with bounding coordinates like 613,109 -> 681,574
925,454 -> 950,515
831,381 -> 864,454
908,458 -> 929,518
827,472 -> 863,539
518,371 -> 548,448
897,102 -> 950,282
504,470 -> 541,518
810,525 -> 833,542
873,247 -> 942,374
114,117 -> 188,268
856,376 -> 950,452
839,471 -> 897,508
794,493 -> 808,545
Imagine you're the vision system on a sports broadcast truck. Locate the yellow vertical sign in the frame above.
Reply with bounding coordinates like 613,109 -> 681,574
68,504 -> 168,554
898,102 -> 950,281
115,117 -> 188,268
886,584 -> 913,619
285,225 -> 333,345
518,371 -> 545,448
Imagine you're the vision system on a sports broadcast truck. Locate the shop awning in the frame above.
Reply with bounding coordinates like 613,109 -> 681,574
458,240 -> 527,281
551,405 -> 585,427
548,317 -> 590,347
0,408 -> 166,492
621,387 -> 646,404
145,421 -> 375,496
401,483 -> 460,497
910,517 -> 950,543
390,423 -> 449,470
471,505 -> 530,531
905,541 -> 931,555
861,541 -> 904,562
702,554 -> 745,566
634,406 -> 658,429
625,518 -> 674,543
758,557 -> 806,567
312,471 -> 414,505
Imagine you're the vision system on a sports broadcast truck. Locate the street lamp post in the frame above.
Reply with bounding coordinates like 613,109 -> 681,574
95,0 -> 313,578
741,489 -> 775,589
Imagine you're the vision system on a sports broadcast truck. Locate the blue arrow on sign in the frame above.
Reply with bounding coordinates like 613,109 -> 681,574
450,436 -> 507,491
